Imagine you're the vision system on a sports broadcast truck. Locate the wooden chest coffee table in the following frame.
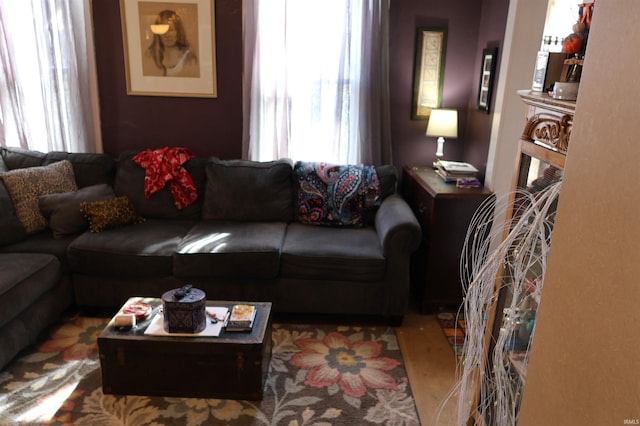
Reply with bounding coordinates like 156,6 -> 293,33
98,297 -> 272,400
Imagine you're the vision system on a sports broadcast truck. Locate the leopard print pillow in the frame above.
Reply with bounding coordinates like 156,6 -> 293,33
80,196 -> 145,233
0,160 -> 77,234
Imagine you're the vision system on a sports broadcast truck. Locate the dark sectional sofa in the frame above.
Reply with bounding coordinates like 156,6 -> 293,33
0,146 -> 421,370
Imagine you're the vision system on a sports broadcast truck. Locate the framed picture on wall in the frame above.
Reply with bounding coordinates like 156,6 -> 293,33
120,0 -> 218,98
477,47 -> 497,113
411,27 -> 447,120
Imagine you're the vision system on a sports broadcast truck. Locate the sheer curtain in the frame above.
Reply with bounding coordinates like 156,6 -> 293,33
243,0 -> 392,165
0,0 -> 100,153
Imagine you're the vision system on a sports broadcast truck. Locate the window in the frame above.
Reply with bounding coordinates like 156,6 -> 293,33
245,0 -> 391,165
0,0 -> 97,153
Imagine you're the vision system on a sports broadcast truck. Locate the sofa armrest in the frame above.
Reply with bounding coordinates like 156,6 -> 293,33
375,194 -> 421,256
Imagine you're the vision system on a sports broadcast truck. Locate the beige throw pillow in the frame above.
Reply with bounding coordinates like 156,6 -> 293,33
0,160 -> 77,234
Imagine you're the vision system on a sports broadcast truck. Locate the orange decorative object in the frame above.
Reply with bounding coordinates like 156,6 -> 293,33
562,33 -> 583,54
578,2 -> 594,30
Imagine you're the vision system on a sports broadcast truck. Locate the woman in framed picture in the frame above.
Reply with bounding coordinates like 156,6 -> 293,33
146,9 -> 199,78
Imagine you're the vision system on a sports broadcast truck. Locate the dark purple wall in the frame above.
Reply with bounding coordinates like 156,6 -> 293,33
93,0 -> 508,175
92,0 -> 243,159
389,0 -> 509,177
462,0 -> 510,177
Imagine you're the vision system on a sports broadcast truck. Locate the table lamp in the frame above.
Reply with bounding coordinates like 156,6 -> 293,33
426,109 -> 458,167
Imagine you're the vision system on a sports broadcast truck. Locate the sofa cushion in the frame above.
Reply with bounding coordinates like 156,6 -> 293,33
281,222 -> 385,281
67,219 -> 196,277
0,156 -> 24,245
80,195 -> 145,233
0,253 -> 61,330
114,150 -> 206,220
39,184 -> 116,239
0,230 -> 76,273
174,221 -> 287,279
375,164 -> 398,199
0,180 -> 26,246
0,160 -> 77,234
0,146 -> 46,170
293,162 -> 381,227
43,152 -> 115,188
203,158 -> 293,222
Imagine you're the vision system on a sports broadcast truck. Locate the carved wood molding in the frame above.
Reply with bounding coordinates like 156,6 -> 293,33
522,113 -> 573,152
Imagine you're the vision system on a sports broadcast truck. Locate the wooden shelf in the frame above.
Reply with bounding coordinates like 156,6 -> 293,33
466,90 -> 574,424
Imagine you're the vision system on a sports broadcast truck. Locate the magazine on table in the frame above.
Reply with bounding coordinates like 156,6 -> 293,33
438,160 -> 479,174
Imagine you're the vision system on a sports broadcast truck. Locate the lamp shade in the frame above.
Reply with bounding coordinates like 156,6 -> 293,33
426,109 -> 458,138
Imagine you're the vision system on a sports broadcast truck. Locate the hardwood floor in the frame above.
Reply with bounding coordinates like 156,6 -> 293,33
397,303 -> 459,426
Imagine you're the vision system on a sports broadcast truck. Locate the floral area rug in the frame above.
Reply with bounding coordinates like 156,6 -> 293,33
0,315 -> 420,425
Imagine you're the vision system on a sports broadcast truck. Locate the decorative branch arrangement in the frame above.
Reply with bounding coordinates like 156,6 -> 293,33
436,181 -> 563,425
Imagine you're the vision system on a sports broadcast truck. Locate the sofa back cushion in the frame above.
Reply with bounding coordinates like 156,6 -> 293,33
0,155 -> 23,245
44,152 -> 115,188
0,180 -> 27,245
0,147 -> 46,170
114,150 -> 206,220
203,158 -> 294,222
0,147 -> 116,188
375,164 -> 398,198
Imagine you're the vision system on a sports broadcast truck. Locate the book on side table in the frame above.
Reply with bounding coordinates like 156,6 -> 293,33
435,160 -> 481,187
438,160 -> 479,174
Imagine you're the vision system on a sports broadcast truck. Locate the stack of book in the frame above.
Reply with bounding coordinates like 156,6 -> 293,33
435,160 -> 481,188
225,304 -> 257,332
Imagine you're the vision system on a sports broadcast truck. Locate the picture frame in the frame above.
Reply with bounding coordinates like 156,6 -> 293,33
120,0 -> 217,98
412,27 -> 447,120
477,48 -> 497,113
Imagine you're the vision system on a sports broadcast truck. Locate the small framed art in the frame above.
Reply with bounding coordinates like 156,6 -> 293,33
477,48 -> 497,113
412,27 -> 447,120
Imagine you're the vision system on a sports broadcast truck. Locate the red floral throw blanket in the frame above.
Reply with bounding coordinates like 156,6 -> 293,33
133,147 -> 198,210
294,161 -> 381,227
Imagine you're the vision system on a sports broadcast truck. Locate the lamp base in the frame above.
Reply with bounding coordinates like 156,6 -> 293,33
433,137 -> 445,169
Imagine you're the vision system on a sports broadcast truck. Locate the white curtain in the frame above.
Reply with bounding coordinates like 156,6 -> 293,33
0,0 -> 100,153
243,0 -> 392,165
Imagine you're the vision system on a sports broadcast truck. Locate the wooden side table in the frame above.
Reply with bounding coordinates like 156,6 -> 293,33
402,166 -> 493,313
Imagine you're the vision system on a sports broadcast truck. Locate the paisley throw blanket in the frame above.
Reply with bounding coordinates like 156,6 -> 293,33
294,161 -> 381,226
